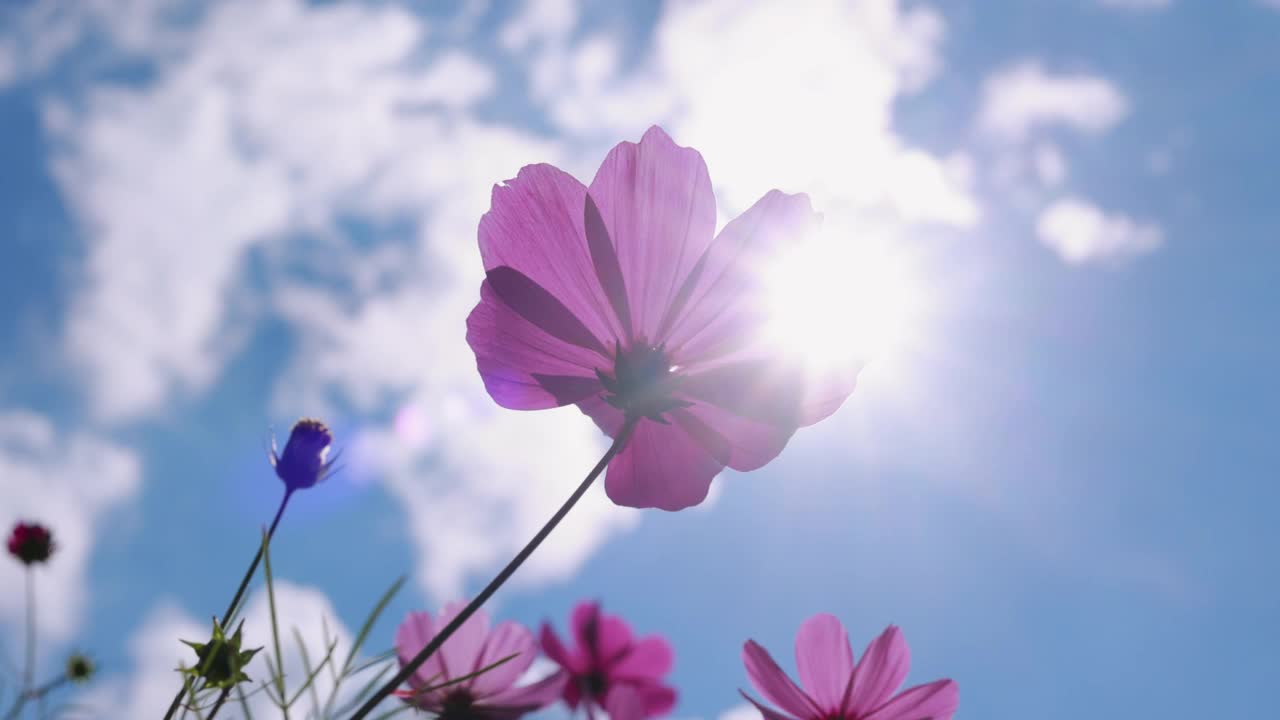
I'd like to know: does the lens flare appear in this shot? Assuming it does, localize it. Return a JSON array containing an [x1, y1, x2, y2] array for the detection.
[[761, 231, 924, 370]]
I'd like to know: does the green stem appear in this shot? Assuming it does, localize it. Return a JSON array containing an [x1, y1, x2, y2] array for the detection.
[[23, 568, 33, 720], [161, 490, 294, 720], [346, 419, 637, 719], [204, 688, 231, 720]]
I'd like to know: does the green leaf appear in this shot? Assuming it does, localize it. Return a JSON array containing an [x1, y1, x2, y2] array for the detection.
[[343, 576, 406, 675], [261, 529, 290, 720], [286, 628, 338, 710]]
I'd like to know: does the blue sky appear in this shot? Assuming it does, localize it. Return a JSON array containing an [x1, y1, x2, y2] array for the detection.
[[1, 0, 1277, 718]]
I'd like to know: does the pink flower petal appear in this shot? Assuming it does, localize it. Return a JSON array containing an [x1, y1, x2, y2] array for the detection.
[[483, 668, 569, 714], [846, 626, 911, 717], [434, 602, 491, 689], [467, 277, 607, 410], [661, 190, 819, 362], [610, 680, 677, 718], [863, 679, 958, 720], [394, 611, 446, 703], [479, 163, 629, 344], [585, 192, 635, 340], [485, 266, 609, 357], [604, 683, 645, 720], [570, 602, 636, 666], [679, 359, 826, 428], [604, 418, 723, 510], [794, 614, 853, 714], [569, 602, 603, 650], [588, 126, 717, 339], [577, 392, 628, 438], [540, 622, 581, 673], [470, 620, 537, 698], [674, 403, 793, 472], [596, 614, 637, 667], [612, 635, 675, 682], [742, 640, 821, 720], [636, 681, 678, 718], [739, 690, 803, 720]]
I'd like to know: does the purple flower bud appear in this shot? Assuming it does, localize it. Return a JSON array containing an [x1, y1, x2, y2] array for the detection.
[[270, 419, 337, 492], [7, 522, 55, 565]]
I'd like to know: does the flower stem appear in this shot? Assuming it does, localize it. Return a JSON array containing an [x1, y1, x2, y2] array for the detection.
[[204, 688, 231, 720], [346, 419, 638, 719], [24, 568, 33, 718], [160, 490, 295, 720], [0, 570, 38, 720]]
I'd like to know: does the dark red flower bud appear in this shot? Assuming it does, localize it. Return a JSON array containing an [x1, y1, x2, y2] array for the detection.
[[7, 522, 55, 565]]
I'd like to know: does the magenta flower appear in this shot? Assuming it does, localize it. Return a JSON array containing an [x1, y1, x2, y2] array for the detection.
[[605, 684, 647, 720], [465, 126, 859, 510], [394, 603, 565, 720], [540, 601, 676, 719], [7, 521, 55, 565], [742, 615, 958, 720]]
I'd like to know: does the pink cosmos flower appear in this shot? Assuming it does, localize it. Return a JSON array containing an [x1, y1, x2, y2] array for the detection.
[[540, 601, 676, 719], [394, 603, 565, 720], [742, 615, 958, 720], [465, 126, 859, 510], [605, 684, 647, 720]]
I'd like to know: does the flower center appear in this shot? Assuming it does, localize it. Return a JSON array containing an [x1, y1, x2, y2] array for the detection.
[[596, 341, 690, 422], [583, 671, 608, 698], [438, 689, 481, 720]]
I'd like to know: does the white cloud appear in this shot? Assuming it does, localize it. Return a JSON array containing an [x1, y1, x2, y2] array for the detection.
[[719, 703, 760, 720], [411, 51, 498, 109], [79, 602, 204, 719], [0, 411, 141, 642], [500, 0, 578, 53], [978, 61, 1129, 141], [517, 0, 978, 227], [1098, 0, 1172, 10], [84, 582, 395, 719], [1036, 197, 1163, 264], [1033, 143, 1068, 187], [45, 0, 472, 421], [45, 0, 641, 601]]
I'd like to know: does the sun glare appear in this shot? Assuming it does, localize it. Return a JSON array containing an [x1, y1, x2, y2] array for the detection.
[[761, 231, 925, 370]]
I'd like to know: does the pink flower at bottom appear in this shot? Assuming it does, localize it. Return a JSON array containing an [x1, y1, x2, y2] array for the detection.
[[541, 601, 676, 719], [742, 615, 958, 720], [394, 603, 565, 720], [465, 126, 860, 511]]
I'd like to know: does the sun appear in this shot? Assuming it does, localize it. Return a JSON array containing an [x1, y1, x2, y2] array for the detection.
[[760, 230, 925, 371]]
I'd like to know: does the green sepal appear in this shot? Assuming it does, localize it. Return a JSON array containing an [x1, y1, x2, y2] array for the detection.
[[178, 617, 264, 690]]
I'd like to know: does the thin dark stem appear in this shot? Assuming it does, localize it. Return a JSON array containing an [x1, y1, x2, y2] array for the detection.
[[23, 569, 33, 720], [2, 581, 61, 720], [28, 675, 69, 700], [346, 419, 638, 719], [222, 490, 294, 625], [161, 490, 294, 720], [205, 688, 231, 720], [11, 674, 71, 720]]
